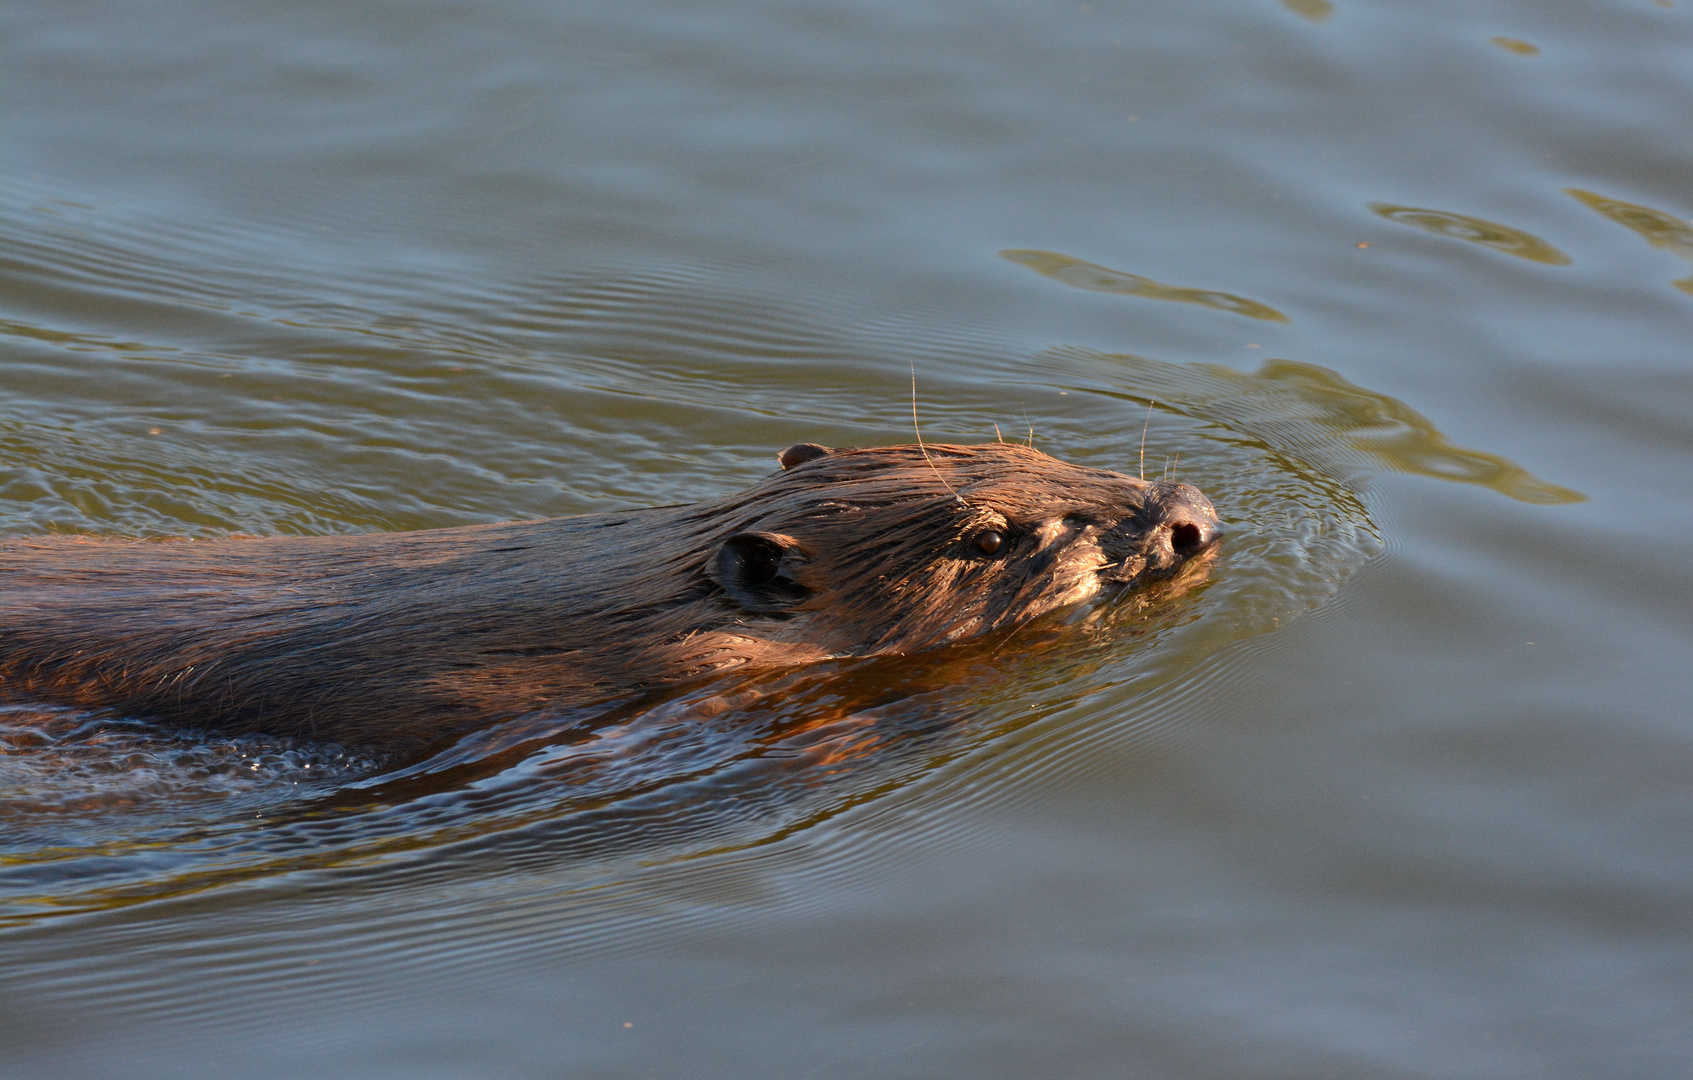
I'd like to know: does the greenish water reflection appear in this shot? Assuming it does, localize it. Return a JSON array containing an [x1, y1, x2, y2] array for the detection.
[[1370, 204, 1571, 265], [1490, 37, 1541, 57], [1041, 348, 1586, 506], [1281, 0, 1334, 24], [1568, 188, 1693, 295], [1001, 250, 1289, 323]]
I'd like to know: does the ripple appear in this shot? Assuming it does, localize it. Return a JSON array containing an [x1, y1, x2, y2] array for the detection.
[[1566, 187, 1693, 295], [1039, 347, 1584, 506], [1000, 249, 1289, 322], [0, 181, 1549, 930], [1490, 37, 1541, 56], [0, 197, 1588, 937], [0, 349, 1401, 927], [1281, 0, 1335, 24], [1370, 204, 1572, 264], [0, 183, 888, 536]]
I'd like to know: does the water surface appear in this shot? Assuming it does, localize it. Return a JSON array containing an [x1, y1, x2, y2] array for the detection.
[[3, 0, 1691, 1076]]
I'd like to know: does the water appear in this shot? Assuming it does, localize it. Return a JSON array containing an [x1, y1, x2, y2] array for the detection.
[[3, 0, 1691, 1076]]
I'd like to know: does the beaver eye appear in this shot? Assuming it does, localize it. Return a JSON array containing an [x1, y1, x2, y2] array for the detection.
[[973, 530, 1004, 556]]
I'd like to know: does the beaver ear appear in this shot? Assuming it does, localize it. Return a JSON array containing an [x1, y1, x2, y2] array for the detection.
[[777, 443, 833, 470], [713, 532, 813, 613]]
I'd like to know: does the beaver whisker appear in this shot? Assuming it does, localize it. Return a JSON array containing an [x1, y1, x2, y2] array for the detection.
[[990, 606, 1047, 658], [910, 366, 968, 508], [1139, 398, 1155, 480]]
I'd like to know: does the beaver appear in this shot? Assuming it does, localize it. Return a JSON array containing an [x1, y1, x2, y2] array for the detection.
[[0, 441, 1220, 750]]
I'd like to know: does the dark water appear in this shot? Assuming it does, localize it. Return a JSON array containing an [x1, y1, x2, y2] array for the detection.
[[2, 0, 1690, 1076]]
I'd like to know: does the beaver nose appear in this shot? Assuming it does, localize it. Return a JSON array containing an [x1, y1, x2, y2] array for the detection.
[[1153, 482, 1223, 558]]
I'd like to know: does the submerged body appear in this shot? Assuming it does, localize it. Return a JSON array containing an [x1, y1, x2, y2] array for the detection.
[[0, 442, 1220, 749]]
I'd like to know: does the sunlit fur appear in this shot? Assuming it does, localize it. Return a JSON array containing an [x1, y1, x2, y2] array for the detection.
[[0, 443, 1218, 749]]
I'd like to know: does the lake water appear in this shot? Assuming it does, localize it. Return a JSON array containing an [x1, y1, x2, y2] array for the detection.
[[3, 0, 1691, 1076]]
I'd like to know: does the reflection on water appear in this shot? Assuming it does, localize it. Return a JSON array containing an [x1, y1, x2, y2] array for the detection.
[[1371, 205, 1571, 264], [0, 708, 376, 823], [0, 562, 1221, 925], [1281, 0, 1334, 24], [1038, 347, 1585, 506], [1567, 188, 1693, 295], [1490, 37, 1541, 56], [0, 214, 1580, 926], [1001, 250, 1289, 323], [0, 324, 1414, 923], [2, 0, 1686, 1068], [8, 309, 1533, 925]]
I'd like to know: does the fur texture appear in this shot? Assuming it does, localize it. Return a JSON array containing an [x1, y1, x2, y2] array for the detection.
[[0, 442, 1220, 748]]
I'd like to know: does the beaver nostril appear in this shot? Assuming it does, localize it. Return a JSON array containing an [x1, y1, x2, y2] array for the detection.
[[1170, 522, 1203, 556]]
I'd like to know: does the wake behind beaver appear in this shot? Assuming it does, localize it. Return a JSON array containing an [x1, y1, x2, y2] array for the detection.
[[0, 442, 1221, 750]]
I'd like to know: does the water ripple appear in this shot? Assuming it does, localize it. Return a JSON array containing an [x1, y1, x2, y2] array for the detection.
[[1370, 204, 1572, 265], [1001, 249, 1289, 322], [0, 343, 1401, 929], [1567, 187, 1693, 295]]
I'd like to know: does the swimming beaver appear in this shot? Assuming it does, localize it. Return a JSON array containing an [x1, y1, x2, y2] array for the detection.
[[0, 442, 1220, 749]]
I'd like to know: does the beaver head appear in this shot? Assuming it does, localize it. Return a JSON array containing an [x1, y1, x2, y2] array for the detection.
[[693, 441, 1221, 658]]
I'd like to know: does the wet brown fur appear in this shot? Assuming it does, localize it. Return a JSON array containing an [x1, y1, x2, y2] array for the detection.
[[0, 443, 1220, 749]]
